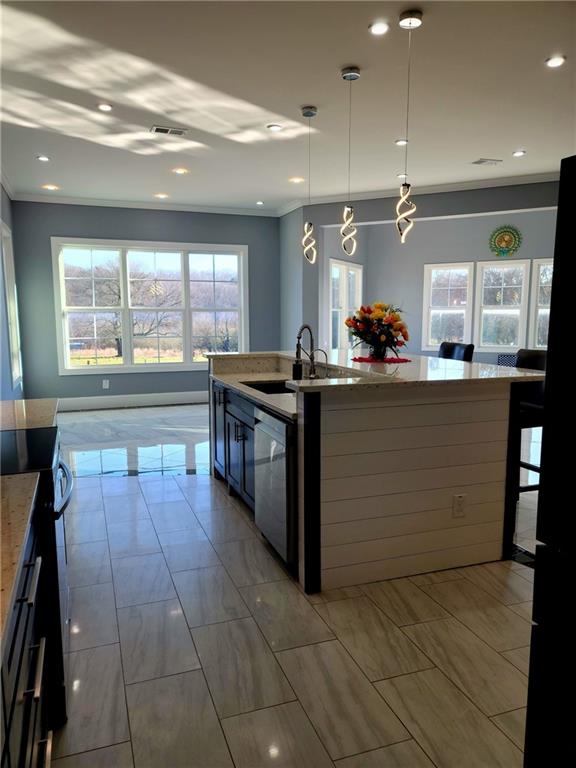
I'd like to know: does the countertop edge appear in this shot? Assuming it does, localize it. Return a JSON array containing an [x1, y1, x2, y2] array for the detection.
[[1, 473, 40, 639], [210, 374, 297, 420]]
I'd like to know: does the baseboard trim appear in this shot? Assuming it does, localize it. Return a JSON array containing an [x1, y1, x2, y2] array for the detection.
[[58, 390, 209, 412]]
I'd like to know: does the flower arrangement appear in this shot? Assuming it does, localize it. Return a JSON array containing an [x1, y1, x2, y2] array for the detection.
[[345, 303, 410, 360]]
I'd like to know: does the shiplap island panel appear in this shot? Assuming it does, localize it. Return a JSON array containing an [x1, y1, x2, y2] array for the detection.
[[208, 351, 544, 593]]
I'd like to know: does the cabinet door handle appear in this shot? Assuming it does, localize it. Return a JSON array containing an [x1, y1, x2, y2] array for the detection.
[[20, 556, 42, 607], [234, 421, 240, 442], [38, 730, 53, 768], [25, 636, 46, 701]]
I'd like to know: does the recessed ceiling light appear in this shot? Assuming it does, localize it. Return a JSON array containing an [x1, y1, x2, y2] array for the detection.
[[289, 176, 305, 184], [369, 20, 389, 36], [545, 55, 566, 69], [97, 103, 113, 112], [397, 173, 408, 179], [266, 124, 283, 132], [172, 167, 189, 175], [154, 193, 169, 199], [395, 139, 408, 147], [513, 149, 527, 158], [399, 9, 423, 29], [42, 184, 59, 191], [37, 154, 50, 162], [256, 201, 264, 206]]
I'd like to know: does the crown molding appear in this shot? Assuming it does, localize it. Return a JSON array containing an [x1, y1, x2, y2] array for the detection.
[[10, 193, 276, 218], [296, 172, 560, 213], [10, 171, 559, 219], [0, 172, 15, 200]]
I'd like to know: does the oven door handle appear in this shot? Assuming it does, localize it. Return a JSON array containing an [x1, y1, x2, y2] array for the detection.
[[54, 460, 74, 519]]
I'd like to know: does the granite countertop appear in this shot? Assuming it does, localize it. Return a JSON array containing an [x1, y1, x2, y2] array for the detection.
[[0, 398, 59, 431], [210, 372, 297, 419], [1, 473, 39, 637], [209, 351, 544, 393]]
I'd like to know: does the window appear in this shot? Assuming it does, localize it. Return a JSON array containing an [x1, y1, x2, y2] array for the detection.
[[1, 223, 23, 387], [474, 260, 530, 352], [329, 259, 363, 350], [52, 239, 248, 373], [422, 263, 473, 350], [529, 259, 553, 349]]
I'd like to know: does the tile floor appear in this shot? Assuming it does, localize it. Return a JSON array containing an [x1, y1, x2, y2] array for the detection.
[[54, 406, 535, 767], [57, 405, 211, 477]]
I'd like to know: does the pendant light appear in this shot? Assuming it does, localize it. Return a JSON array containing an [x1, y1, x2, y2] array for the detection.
[[395, 10, 423, 244], [301, 105, 318, 264], [340, 66, 360, 257]]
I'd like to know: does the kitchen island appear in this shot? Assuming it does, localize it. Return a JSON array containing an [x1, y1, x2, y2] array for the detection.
[[209, 351, 544, 592]]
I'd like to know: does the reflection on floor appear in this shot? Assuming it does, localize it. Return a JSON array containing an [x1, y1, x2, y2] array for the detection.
[[516, 427, 542, 555], [54, 406, 532, 767], [57, 404, 210, 477]]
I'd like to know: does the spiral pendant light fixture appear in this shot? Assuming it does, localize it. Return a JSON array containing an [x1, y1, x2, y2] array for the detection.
[[301, 105, 318, 264], [395, 10, 422, 244], [340, 66, 360, 257]]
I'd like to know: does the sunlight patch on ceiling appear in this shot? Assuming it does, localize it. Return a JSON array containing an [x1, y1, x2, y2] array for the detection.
[[2, 85, 205, 155], [1, 5, 307, 147]]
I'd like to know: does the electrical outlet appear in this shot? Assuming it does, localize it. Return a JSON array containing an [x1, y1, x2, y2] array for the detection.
[[102, 379, 110, 390], [452, 493, 467, 518]]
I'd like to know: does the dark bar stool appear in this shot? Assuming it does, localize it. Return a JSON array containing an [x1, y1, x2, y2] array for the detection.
[[438, 341, 475, 362], [516, 349, 546, 493]]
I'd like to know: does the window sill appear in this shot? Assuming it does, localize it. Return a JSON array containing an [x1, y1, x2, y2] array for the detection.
[[58, 363, 209, 376], [476, 346, 522, 355]]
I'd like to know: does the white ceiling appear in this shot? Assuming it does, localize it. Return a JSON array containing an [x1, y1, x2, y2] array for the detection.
[[1, 1, 574, 215]]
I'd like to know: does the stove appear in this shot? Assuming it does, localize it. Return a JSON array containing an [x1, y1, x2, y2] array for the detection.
[[1, 426, 59, 477]]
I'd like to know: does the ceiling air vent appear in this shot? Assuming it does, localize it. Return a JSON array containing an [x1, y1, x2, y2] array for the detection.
[[150, 125, 188, 136], [471, 158, 503, 166]]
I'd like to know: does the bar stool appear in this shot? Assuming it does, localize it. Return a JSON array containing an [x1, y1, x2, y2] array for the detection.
[[516, 349, 546, 493], [438, 341, 475, 362]]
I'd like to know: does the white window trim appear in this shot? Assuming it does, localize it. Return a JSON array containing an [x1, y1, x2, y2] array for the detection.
[[1, 222, 23, 388], [51, 237, 249, 375], [529, 258, 553, 349], [328, 258, 363, 351], [421, 262, 474, 352], [473, 259, 530, 354]]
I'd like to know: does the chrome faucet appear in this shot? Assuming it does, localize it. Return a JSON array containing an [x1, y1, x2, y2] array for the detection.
[[296, 324, 317, 379]]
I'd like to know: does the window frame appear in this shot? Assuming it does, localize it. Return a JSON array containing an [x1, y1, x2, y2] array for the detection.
[[529, 258, 553, 349], [51, 237, 249, 375], [421, 262, 474, 352], [473, 259, 530, 353], [1, 222, 23, 388], [328, 257, 363, 351]]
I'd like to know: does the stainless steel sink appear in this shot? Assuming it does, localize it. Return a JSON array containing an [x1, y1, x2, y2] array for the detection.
[[240, 380, 293, 395]]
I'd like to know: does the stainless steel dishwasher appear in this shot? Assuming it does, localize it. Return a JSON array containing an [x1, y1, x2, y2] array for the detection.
[[254, 408, 297, 570]]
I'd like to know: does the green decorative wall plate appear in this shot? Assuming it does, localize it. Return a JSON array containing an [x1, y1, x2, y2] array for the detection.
[[489, 225, 523, 257]]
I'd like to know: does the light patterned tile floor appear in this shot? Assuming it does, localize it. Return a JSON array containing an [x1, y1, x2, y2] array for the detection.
[[54, 406, 532, 767]]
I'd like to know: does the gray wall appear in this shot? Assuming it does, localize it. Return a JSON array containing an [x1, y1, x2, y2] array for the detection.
[[279, 207, 303, 350], [1, 185, 23, 400], [364, 209, 557, 363], [11, 201, 279, 399], [304, 181, 558, 363]]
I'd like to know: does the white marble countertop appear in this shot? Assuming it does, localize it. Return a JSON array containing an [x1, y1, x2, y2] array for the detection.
[[208, 351, 544, 393], [1, 473, 39, 638], [0, 398, 59, 431]]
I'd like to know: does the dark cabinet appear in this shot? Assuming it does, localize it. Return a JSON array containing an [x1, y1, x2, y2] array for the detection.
[[2, 493, 64, 768], [241, 424, 255, 507], [212, 384, 226, 478], [225, 412, 255, 511], [225, 413, 243, 493]]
